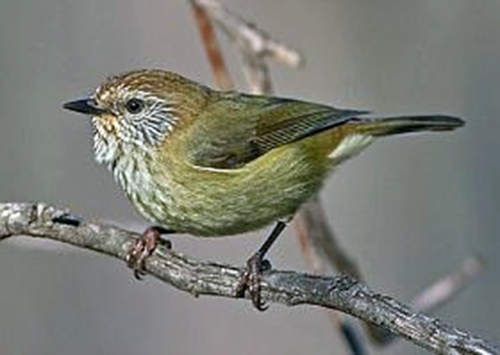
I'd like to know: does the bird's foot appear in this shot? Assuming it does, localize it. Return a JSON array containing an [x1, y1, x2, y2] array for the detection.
[[237, 252, 272, 311], [125, 226, 173, 280]]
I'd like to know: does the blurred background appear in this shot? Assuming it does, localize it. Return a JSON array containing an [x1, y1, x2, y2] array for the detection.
[[0, 1, 499, 354]]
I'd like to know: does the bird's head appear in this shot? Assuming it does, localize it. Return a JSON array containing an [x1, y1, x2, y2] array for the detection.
[[63, 69, 211, 167]]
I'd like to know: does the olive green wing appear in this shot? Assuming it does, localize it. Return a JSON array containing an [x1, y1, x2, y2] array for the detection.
[[183, 92, 367, 169]]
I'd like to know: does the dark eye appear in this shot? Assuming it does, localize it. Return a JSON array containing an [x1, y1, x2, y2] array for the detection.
[[125, 98, 144, 114]]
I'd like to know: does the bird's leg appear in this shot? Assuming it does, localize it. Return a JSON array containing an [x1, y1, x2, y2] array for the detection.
[[237, 221, 287, 311], [125, 226, 175, 280]]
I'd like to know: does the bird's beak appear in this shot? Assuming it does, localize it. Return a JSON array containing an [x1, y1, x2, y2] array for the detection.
[[63, 98, 107, 115]]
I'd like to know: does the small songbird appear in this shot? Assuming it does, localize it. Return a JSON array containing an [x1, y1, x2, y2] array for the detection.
[[63, 69, 464, 309]]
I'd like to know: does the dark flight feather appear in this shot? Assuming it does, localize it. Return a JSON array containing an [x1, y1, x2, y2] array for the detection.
[[184, 93, 366, 169]]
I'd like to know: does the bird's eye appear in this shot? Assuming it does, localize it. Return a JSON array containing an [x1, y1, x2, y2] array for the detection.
[[125, 98, 144, 114]]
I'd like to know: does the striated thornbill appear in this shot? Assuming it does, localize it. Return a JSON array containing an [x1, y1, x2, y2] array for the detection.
[[63, 69, 464, 309]]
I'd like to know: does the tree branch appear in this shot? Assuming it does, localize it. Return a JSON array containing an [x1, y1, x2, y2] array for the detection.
[[190, 0, 233, 90], [0, 202, 498, 355], [296, 197, 362, 279], [192, 0, 302, 94], [411, 256, 484, 313], [192, 0, 302, 69]]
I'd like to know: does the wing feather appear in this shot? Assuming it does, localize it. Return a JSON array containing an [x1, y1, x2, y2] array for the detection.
[[183, 92, 367, 169]]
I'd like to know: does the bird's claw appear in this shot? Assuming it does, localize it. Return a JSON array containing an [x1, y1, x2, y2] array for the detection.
[[125, 226, 171, 279], [237, 253, 272, 311]]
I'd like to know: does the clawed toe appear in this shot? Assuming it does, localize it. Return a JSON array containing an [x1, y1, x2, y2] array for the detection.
[[125, 226, 173, 279], [237, 253, 272, 311], [236, 221, 287, 311]]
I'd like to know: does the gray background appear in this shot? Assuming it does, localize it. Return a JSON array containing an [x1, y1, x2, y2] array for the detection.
[[0, 1, 499, 354]]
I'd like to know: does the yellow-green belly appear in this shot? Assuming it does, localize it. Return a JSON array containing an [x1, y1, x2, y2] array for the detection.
[[118, 138, 334, 237]]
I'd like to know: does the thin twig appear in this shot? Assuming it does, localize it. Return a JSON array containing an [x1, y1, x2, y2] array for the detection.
[[0, 202, 498, 355], [190, 0, 233, 90], [296, 197, 362, 279], [192, 0, 302, 94], [193, 0, 303, 69], [295, 205, 366, 355], [412, 256, 484, 313], [363, 256, 486, 345]]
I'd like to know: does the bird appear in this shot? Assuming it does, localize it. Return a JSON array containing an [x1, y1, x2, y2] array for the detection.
[[63, 69, 464, 310]]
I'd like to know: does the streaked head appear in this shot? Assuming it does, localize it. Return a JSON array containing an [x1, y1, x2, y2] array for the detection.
[[63, 69, 210, 167]]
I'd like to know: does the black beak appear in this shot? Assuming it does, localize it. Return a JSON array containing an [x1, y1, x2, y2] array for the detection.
[[63, 98, 107, 115]]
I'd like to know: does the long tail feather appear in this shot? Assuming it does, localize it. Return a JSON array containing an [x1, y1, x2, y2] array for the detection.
[[355, 115, 464, 137]]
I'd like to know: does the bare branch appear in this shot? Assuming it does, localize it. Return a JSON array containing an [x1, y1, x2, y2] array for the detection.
[[296, 197, 362, 279], [190, 0, 233, 90], [411, 256, 484, 313], [193, 0, 303, 69], [364, 256, 486, 345], [192, 0, 302, 94], [295, 207, 368, 355], [0, 202, 498, 355]]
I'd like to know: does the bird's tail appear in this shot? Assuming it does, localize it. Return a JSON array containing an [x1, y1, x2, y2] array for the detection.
[[327, 115, 464, 165], [353, 115, 465, 137]]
